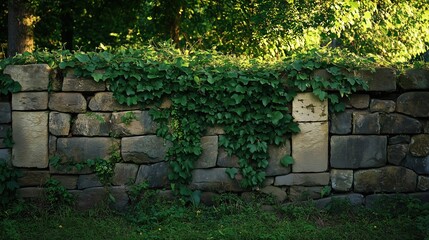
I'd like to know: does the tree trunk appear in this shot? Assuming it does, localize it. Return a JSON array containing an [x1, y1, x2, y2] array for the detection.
[[7, 0, 35, 57], [169, 0, 183, 45], [60, 0, 73, 50]]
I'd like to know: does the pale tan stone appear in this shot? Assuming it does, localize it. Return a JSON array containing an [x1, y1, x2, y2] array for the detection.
[[330, 169, 353, 191], [12, 92, 48, 110], [4, 64, 50, 91], [292, 92, 328, 122]]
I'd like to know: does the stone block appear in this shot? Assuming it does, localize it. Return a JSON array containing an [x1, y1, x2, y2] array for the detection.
[[292, 93, 328, 122], [369, 99, 395, 113], [110, 111, 157, 136], [49, 112, 71, 136], [135, 162, 170, 188], [364, 193, 406, 208], [49, 135, 57, 156], [397, 92, 429, 118], [266, 140, 291, 176], [4, 64, 50, 91], [389, 135, 411, 144], [195, 136, 218, 168], [353, 112, 380, 134], [387, 144, 408, 165], [0, 102, 11, 123], [75, 186, 129, 211], [330, 169, 353, 192], [190, 168, 242, 192], [380, 113, 422, 134], [314, 193, 364, 209], [289, 186, 324, 201], [113, 163, 139, 185], [330, 135, 387, 169], [18, 170, 50, 187], [358, 68, 396, 92], [12, 112, 48, 168], [89, 92, 139, 111], [49, 93, 87, 113], [260, 186, 287, 203], [78, 174, 102, 189], [0, 149, 10, 160], [16, 187, 45, 198], [50, 69, 62, 91], [217, 148, 239, 167], [62, 70, 106, 91], [292, 122, 328, 172], [51, 175, 78, 189], [0, 124, 11, 138], [12, 92, 48, 110], [72, 113, 111, 136], [402, 154, 429, 174], [274, 173, 329, 186], [349, 94, 370, 109], [418, 176, 429, 191], [398, 69, 429, 90], [206, 126, 225, 135], [122, 136, 171, 164], [330, 110, 352, 134], [354, 166, 417, 193], [409, 134, 429, 157]]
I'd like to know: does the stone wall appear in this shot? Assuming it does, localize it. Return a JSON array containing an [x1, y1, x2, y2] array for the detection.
[[1, 64, 428, 209]]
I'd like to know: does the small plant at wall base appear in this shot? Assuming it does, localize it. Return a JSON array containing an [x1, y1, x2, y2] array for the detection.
[[44, 178, 75, 208], [0, 160, 22, 208]]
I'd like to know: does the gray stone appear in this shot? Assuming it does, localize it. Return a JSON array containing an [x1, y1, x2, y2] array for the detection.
[[0, 125, 11, 138], [89, 92, 139, 111], [330, 110, 352, 134], [292, 122, 328, 172], [190, 168, 242, 192], [358, 68, 396, 92], [409, 134, 429, 157], [110, 111, 157, 136], [380, 113, 421, 134], [12, 92, 48, 110], [12, 112, 49, 168], [195, 136, 218, 168], [408, 192, 429, 203], [113, 163, 139, 185], [266, 140, 291, 176], [354, 166, 417, 193], [418, 176, 429, 191], [206, 126, 225, 135], [402, 154, 429, 174], [330, 169, 353, 192], [260, 186, 287, 203], [398, 69, 429, 90], [49, 135, 57, 156], [16, 187, 45, 198], [365, 193, 406, 208], [217, 148, 239, 167], [314, 193, 364, 209], [121, 136, 171, 164], [51, 175, 78, 189], [50, 69, 62, 91], [0, 149, 10, 160], [330, 135, 387, 169], [387, 144, 408, 165], [78, 174, 102, 189], [353, 112, 380, 134], [49, 112, 71, 136], [0, 139, 6, 149], [75, 186, 129, 211], [396, 92, 429, 118], [135, 162, 170, 188], [263, 177, 274, 186], [369, 99, 395, 113], [0, 102, 11, 123], [274, 173, 329, 186], [292, 92, 328, 122], [49, 93, 87, 113], [18, 170, 50, 187], [389, 135, 411, 144], [4, 64, 50, 91], [349, 94, 370, 109], [425, 121, 429, 134], [72, 113, 111, 136], [62, 70, 106, 91], [289, 186, 324, 201]]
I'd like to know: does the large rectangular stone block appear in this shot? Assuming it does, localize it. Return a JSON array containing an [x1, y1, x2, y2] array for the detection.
[[4, 64, 50, 91], [49, 93, 87, 113], [190, 168, 242, 192], [292, 93, 328, 122], [0, 102, 11, 123], [195, 136, 218, 169], [274, 173, 329, 186], [62, 70, 106, 92], [56, 137, 119, 162], [72, 113, 111, 136], [12, 112, 49, 168], [292, 122, 328, 172], [12, 92, 48, 110], [122, 136, 171, 163]]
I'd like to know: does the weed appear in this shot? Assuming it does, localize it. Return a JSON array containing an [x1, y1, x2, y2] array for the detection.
[[0, 160, 22, 208], [44, 178, 75, 208]]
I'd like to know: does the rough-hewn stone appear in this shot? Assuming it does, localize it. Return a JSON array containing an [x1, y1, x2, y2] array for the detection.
[[12, 112, 48, 168], [358, 68, 396, 92], [49, 93, 87, 113], [380, 113, 421, 134], [0, 125, 10, 138], [49, 135, 57, 156], [0, 102, 11, 123], [330, 110, 352, 134], [51, 175, 78, 189], [402, 154, 429, 174], [349, 94, 370, 109], [315, 193, 364, 209], [354, 166, 417, 193], [0, 149, 10, 160], [266, 140, 291, 176], [135, 162, 170, 188], [74, 186, 129, 211], [89, 92, 139, 111], [62, 70, 106, 91], [292, 122, 328, 172], [16, 187, 45, 198], [292, 92, 328, 122], [195, 136, 218, 168], [4, 64, 50, 91], [121, 136, 170, 164], [206, 126, 225, 135], [78, 174, 102, 189], [190, 168, 242, 192], [113, 163, 139, 185], [353, 112, 380, 134], [12, 92, 48, 110], [260, 186, 287, 203], [275, 173, 329, 186], [369, 99, 395, 113], [49, 112, 71, 136], [387, 144, 408, 165], [72, 113, 111, 136], [330, 135, 387, 169], [289, 186, 324, 201], [110, 111, 157, 136], [409, 134, 429, 157], [330, 169, 353, 192], [418, 176, 429, 191], [389, 135, 411, 144], [396, 92, 429, 118], [398, 69, 429, 90], [217, 148, 239, 167], [18, 170, 50, 187]]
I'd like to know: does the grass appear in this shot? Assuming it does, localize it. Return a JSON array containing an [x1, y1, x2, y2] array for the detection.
[[1, 192, 428, 240]]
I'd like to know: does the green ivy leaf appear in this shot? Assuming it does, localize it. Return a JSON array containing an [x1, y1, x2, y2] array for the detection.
[[225, 168, 238, 179], [91, 72, 104, 82], [269, 111, 283, 125], [280, 155, 294, 167]]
